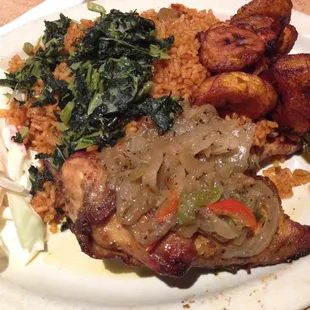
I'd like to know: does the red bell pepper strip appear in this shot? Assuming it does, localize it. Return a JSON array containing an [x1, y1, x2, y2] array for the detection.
[[157, 185, 179, 223], [207, 198, 258, 231]]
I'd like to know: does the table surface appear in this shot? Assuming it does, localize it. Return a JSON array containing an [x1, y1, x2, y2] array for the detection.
[[0, 0, 310, 26]]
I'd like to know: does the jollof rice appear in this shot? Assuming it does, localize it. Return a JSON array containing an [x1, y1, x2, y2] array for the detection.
[[142, 4, 218, 100]]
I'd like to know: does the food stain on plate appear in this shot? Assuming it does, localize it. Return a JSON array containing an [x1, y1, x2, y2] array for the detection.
[[260, 273, 277, 283], [282, 184, 310, 225], [43, 231, 153, 279]]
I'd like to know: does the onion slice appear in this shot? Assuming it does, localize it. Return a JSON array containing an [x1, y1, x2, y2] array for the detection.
[[222, 179, 280, 258], [0, 173, 26, 193], [199, 208, 241, 240]]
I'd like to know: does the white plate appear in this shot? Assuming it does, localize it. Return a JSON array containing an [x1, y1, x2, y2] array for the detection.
[[1, 1, 310, 309]]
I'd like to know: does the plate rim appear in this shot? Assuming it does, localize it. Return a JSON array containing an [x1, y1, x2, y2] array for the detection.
[[1, 1, 310, 310]]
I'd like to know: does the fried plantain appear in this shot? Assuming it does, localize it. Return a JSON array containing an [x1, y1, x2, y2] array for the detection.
[[273, 95, 310, 134], [252, 57, 270, 75], [199, 24, 265, 73], [276, 24, 298, 54], [191, 72, 278, 119], [273, 53, 310, 86], [231, 14, 282, 53], [271, 54, 310, 134], [233, 0, 293, 29]]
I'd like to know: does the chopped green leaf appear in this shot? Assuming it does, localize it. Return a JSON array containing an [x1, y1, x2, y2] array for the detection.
[[75, 132, 101, 150], [87, 93, 102, 115], [149, 44, 170, 60], [42, 13, 71, 46], [60, 221, 69, 232], [58, 122, 70, 132], [130, 95, 182, 133], [87, 2, 106, 15], [23, 42, 35, 56], [12, 126, 29, 143], [35, 153, 50, 160], [28, 165, 54, 195], [60, 101, 74, 124], [52, 145, 68, 169]]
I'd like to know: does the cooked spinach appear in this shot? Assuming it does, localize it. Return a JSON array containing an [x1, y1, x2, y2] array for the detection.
[[51, 145, 68, 169], [0, 4, 182, 171], [130, 95, 182, 133], [28, 165, 54, 195], [59, 8, 180, 154], [31, 74, 72, 108], [42, 13, 71, 46]]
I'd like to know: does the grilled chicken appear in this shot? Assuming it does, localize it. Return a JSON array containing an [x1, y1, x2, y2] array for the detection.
[[194, 211, 310, 270], [56, 153, 310, 277], [254, 136, 301, 162]]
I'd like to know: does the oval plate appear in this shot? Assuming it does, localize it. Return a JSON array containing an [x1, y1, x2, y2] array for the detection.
[[1, 1, 310, 309]]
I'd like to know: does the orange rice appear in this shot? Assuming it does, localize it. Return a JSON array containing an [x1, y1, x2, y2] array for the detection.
[[31, 180, 58, 225], [263, 166, 310, 199], [3, 79, 61, 155], [7, 55, 25, 73], [64, 19, 94, 53], [53, 62, 72, 83], [141, 4, 218, 100]]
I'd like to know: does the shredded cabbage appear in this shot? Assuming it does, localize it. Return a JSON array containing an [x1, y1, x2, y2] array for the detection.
[[0, 173, 26, 193], [7, 193, 45, 252], [0, 81, 45, 262]]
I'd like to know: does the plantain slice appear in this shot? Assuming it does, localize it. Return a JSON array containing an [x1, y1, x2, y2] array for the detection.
[[276, 24, 298, 54], [231, 14, 282, 54], [199, 24, 265, 73], [271, 54, 310, 134], [232, 0, 293, 29], [191, 72, 278, 119], [273, 53, 310, 88]]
